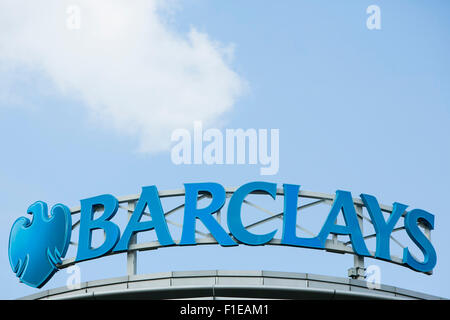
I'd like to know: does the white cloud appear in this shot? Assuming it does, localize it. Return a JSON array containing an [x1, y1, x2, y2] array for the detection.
[[0, 0, 246, 152]]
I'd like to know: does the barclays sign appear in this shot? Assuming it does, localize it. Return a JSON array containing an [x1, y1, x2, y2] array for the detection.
[[9, 182, 437, 288]]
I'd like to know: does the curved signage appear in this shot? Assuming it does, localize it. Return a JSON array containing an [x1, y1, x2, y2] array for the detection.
[[8, 182, 437, 288]]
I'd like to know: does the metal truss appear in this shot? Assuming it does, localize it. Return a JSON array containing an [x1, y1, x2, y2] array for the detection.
[[59, 188, 433, 280]]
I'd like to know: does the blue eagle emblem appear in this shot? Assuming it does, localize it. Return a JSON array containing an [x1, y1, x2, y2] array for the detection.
[[8, 201, 72, 288]]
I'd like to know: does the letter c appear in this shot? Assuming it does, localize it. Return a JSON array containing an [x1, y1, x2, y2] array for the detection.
[[227, 182, 277, 245]]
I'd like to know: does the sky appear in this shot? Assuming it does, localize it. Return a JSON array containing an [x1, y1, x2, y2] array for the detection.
[[1, 0, 449, 299]]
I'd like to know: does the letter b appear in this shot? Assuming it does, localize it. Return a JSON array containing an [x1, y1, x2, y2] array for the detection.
[[76, 194, 120, 262]]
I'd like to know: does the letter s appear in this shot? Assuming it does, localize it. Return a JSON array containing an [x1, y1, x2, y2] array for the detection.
[[403, 209, 437, 273]]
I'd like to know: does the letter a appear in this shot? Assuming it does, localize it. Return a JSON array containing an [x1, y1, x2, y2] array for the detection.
[[366, 5, 381, 30]]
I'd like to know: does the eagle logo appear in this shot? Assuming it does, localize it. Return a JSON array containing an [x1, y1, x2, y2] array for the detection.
[[8, 201, 72, 288]]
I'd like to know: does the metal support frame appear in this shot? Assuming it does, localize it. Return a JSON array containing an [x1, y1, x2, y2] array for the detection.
[[127, 201, 137, 276], [348, 205, 366, 280], [61, 187, 433, 279]]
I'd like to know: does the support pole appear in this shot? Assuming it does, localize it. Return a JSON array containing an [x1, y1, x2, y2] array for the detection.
[[127, 201, 137, 276], [348, 204, 366, 280]]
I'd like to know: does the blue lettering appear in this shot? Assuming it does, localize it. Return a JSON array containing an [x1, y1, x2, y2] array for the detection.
[[403, 209, 437, 272], [114, 186, 174, 252], [180, 182, 236, 246], [227, 181, 277, 245], [76, 194, 120, 262], [281, 184, 322, 248], [361, 193, 407, 261], [318, 190, 370, 256]]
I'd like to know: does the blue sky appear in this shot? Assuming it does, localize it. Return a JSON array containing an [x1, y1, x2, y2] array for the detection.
[[1, 0, 449, 299]]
